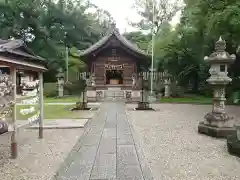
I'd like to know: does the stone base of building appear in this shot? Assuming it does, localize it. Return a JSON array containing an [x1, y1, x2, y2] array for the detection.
[[227, 132, 240, 157], [198, 122, 235, 138], [86, 89, 141, 102]]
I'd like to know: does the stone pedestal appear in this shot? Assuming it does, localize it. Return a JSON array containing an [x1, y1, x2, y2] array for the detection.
[[131, 90, 141, 102], [198, 122, 235, 138], [87, 90, 96, 102], [163, 72, 171, 98], [58, 84, 64, 97], [136, 101, 154, 111], [198, 37, 236, 138], [164, 81, 171, 98], [96, 91, 104, 101], [227, 126, 240, 157], [56, 68, 64, 97]]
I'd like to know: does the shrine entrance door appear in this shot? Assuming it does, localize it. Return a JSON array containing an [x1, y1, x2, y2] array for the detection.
[[105, 70, 123, 85]]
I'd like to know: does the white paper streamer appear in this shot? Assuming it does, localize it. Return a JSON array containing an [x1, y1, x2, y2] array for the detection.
[[21, 96, 39, 105], [20, 80, 40, 124], [20, 106, 35, 115], [28, 111, 40, 123], [22, 88, 38, 97]]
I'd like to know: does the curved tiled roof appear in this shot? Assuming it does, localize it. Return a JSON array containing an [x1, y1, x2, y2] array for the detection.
[[78, 26, 150, 57], [0, 39, 45, 61]]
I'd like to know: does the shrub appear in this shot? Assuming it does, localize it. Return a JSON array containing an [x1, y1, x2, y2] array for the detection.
[[64, 80, 85, 95], [44, 82, 57, 97]]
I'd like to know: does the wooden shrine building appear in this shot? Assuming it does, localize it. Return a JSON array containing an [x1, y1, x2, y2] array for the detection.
[[78, 24, 150, 101]]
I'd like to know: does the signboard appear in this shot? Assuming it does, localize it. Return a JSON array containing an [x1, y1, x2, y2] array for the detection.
[[105, 64, 124, 70], [20, 80, 40, 124]]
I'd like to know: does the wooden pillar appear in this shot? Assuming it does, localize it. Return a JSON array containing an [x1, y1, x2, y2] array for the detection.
[[11, 67, 17, 159], [38, 72, 44, 139]]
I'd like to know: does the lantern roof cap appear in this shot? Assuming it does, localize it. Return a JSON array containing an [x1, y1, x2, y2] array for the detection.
[[204, 36, 236, 63]]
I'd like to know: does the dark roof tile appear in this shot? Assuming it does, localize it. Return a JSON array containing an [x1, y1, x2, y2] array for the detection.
[[78, 26, 150, 57]]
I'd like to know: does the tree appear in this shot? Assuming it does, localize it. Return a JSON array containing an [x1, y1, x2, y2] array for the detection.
[[123, 31, 151, 51], [130, 0, 183, 34], [0, 0, 114, 82], [152, 0, 240, 95]]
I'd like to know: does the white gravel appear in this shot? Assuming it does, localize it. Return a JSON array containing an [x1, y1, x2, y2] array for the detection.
[[126, 103, 240, 180], [0, 128, 83, 180]]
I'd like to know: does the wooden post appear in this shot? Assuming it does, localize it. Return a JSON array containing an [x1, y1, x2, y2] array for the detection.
[[11, 67, 17, 159], [38, 72, 44, 139]]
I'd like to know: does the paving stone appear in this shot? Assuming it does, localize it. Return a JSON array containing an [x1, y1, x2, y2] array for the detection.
[[117, 134, 134, 145], [90, 153, 116, 180], [117, 127, 131, 135], [61, 162, 93, 180], [82, 134, 101, 146], [102, 128, 116, 138], [105, 121, 117, 128], [117, 145, 139, 166], [58, 145, 98, 179], [117, 165, 144, 180], [98, 137, 116, 154], [88, 126, 104, 135]]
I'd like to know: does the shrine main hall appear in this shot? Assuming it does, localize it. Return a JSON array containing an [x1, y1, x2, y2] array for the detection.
[[78, 24, 150, 101]]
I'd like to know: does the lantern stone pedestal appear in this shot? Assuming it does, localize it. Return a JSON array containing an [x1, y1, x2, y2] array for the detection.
[[198, 37, 236, 138], [56, 68, 64, 97], [227, 125, 240, 157], [163, 71, 171, 97], [135, 73, 154, 111]]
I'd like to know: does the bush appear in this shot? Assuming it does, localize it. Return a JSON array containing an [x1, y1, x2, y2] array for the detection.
[[170, 83, 184, 97], [44, 82, 57, 97], [44, 90, 57, 97], [64, 80, 85, 95]]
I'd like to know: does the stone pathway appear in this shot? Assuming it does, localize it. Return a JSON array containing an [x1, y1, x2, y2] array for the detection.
[[54, 102, 153, 180]]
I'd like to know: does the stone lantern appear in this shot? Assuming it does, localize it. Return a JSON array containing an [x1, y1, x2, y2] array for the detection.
[[56, 68, 65, 97], [198, 37, 236, 138]]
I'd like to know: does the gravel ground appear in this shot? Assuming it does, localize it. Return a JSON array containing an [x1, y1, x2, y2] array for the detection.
[[0, 128, 84, 180], [126, 103, 240, 180]]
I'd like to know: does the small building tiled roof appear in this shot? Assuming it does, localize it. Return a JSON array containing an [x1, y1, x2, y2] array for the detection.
[[0, 39, 45, 61], [0, 39, 47, 71], [78, 24, 150, 58]]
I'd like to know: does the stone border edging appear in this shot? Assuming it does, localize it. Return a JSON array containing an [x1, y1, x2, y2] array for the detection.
[[125, 109, 155, 180]]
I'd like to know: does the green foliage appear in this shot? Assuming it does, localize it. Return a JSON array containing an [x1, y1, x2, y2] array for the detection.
[[123, 31, 151, 51], [132, 0, 240, 96], [130, 0, 183, 34], [43, 82, 57, 97], [63, 80, 85, 95], [0, 0, 113, 82]]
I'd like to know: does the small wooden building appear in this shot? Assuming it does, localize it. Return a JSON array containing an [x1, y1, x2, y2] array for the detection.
[[0, 39, 45, 94], [0, 39, 47, 158], [78, 24, 150, 101]]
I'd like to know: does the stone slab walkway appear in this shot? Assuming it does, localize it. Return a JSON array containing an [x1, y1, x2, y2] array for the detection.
[[54, 102, 153, 180]]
